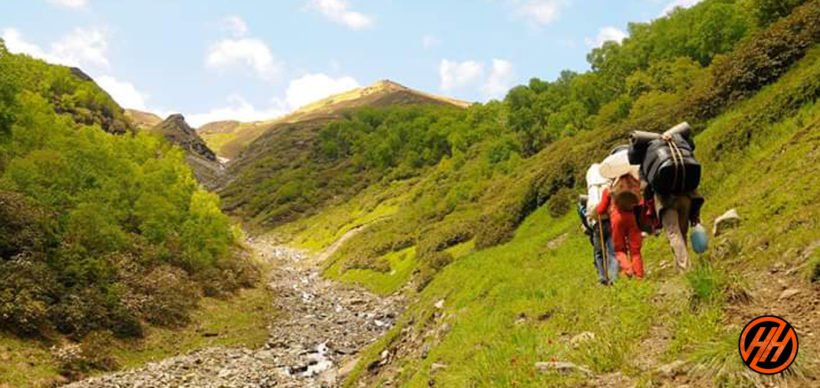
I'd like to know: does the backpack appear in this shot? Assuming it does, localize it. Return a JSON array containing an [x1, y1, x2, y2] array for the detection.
[[611, 174, 641, 211], [630, 123, 701, 195], [642, 134, 701, 194]]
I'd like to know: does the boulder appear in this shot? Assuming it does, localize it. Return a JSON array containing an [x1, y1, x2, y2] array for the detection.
[[713, 209, 740, 236]]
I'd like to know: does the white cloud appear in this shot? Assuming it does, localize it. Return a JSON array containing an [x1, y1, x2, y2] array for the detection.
[[439, 58, 516, 99], [2, 26, 108, 69], [205, 37, 282, 81], [422, 34, 440, 49], [51, 27, 109, 68], [187, 73, 360, 127], [660, 0, 703, 16], [439, 59, 484, 91], [514, 0, 565, 26], [482, 59, 514, 99], [1, 28, 49, 59], [308, 0, 373, 30], [284, 73, 359, 109], [585, 26, 628, 48], [48, 0, 87, 8], [96, 75, 149, 110], [222, 16, 248, 38]]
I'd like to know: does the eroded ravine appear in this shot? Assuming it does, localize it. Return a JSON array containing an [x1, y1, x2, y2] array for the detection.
[[69, 230, 403, 388]]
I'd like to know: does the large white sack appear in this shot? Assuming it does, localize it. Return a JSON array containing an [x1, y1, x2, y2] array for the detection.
[[599, 150, 639, 180], [585, 163, 609, 217]]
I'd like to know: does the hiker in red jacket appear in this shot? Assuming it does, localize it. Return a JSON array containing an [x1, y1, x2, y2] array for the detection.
[[596, 174, 644, 279]]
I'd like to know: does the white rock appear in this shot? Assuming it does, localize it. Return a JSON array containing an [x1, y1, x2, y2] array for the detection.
[[713, 209, 741, 236]]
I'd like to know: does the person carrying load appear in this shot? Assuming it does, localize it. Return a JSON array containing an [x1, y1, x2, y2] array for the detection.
[[629, 122, 705, 271], [596, 146, 644, 279], [579, 163, 618, 285]]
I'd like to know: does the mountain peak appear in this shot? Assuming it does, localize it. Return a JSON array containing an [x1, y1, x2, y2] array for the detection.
[[152, 114, 216, 162], [369, 79, 409, 91]]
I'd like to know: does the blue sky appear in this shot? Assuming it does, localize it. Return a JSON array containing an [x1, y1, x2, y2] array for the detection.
[[1, 0, 700, 126]]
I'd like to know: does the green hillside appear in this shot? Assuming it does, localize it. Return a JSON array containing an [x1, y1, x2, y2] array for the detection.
[[344, 46, 820, 387], [240, 1, 819, 385], [0, 40, 261, 383], [266, 0, 817, 284], [1, 0, 818, 386]]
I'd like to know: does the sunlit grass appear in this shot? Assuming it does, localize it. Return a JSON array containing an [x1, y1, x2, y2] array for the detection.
[[327, 247, 417, 295]]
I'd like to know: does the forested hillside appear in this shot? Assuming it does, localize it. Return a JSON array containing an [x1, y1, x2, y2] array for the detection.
[[1, 0, 818, 386], [262, 0, 817, 286], [243, 0, 819, 385], [0, 41, 257, 373]]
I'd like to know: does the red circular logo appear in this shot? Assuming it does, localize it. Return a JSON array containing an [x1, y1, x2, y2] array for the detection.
[[738, 315, 798, 375]]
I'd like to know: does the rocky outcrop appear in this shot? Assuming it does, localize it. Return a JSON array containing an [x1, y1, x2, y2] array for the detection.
[[149, 114, 224, 189], [152, 114, 217, 162]]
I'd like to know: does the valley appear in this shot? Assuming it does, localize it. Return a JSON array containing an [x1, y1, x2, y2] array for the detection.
[[70, 231, 403, 388], [1, 1, 819, 387]]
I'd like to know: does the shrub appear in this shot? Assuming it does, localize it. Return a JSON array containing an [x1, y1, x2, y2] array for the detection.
[[0, 190, 55, 259], [49, 287, 132, 339], [131, 265, 200, 327], [546, 187, 574, 218], [53, 330, 119, 381], [195, 251, 261, 297], [416, 220, 473, 259], [0, 257, 57, 336]]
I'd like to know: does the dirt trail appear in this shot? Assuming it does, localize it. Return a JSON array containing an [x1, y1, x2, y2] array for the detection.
[[69, 229, 402, 388]]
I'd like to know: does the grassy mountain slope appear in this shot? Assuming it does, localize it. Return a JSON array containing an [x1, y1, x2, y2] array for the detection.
[[125, 109, 162, 129], [343, 47, 820, 387], [244, 1, 820, 386], [217, 81, 471, 228], [199, 120, 270, 161], [273, 0, 818, 293], [199, 80, 470, 160]]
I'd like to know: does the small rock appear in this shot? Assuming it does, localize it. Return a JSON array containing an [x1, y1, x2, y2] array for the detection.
[[431, 362, 447, 372], [434, 299, 445, 309], [535, 361, 592, 376], [713, 209, 740, 236], [778, 288, 800, 300], [570, 331, 596, 348]]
